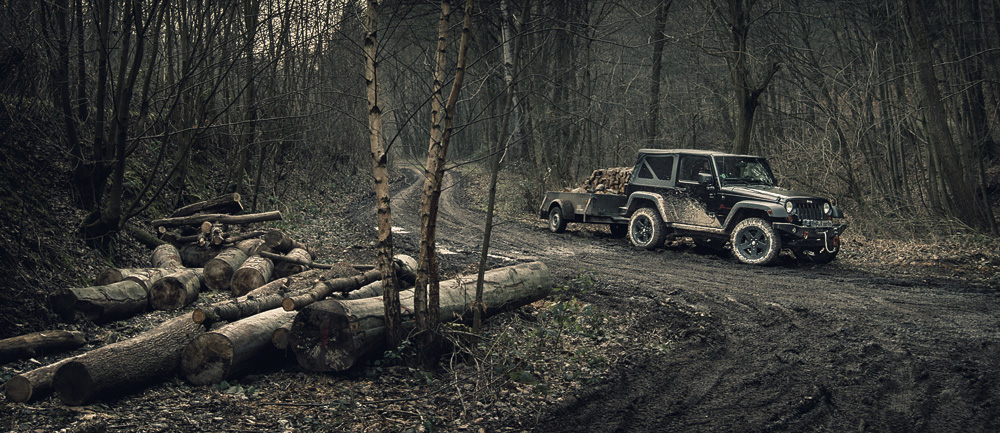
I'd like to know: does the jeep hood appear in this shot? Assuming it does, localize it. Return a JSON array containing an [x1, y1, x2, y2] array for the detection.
[[723, 185, 821, 202]]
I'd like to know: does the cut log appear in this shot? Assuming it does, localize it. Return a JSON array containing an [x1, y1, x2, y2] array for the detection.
[[94, 267, 171, 289], [192, 278, 290, 327], [282, 269, 382, 311], [149, 268, 205, 311], [151, 244, 183, 269], [223, 230, 266, 245], [263, 229, 311, 254], [204, 248, 249, 291], [235, 238, 267, 257], [273, 248, 311, 278], [289, 261, 550, 372], [126, 225, 165, 248], [51, 313, 205, 405], [180, 243, 219, 268], [259, 250, 373, 272], [151, 210, 281, 229], [170, 193, 243, 218], [0, 330, 86, 363], [180, 307, 297, 385], [50, 280, 150, 323], [231, 256, 274, 296], [272, 323, 292, 350], [4, 354, 83, 403]]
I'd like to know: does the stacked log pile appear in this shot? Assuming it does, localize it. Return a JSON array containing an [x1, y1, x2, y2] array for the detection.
[[581, 167, 633, 195]]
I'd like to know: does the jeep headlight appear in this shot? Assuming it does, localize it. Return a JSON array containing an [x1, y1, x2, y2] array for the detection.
[[784, 200, 794, 214], [823, 202, 832, 215]]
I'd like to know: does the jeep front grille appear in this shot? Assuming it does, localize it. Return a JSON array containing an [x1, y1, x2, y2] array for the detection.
[[794, 201, 825, 221]]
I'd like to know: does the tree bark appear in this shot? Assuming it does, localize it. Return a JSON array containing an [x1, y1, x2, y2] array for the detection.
[[0, 330, 86, 363], [52, 313, 206, 405], [50, 280, 151, 323], [263, 229, 310, 254], [180, 243, 219, 268], [170, 193, 243, 218], [235, 238, 268, 256], [151, 243, 183, 269], [281, 269, 382, 311], [149, 268, 205, 311], [289, 261, 550, 372], [150, 210, 281, 229], [204, 248, 249, 291], [94, 267, 171, 289], [231, 255, 274, 296], [192, 277, 291, 327], [181, 307, 296, 385]]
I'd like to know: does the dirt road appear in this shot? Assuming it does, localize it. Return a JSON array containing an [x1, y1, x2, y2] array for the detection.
[[390, 166, 1000, 431]]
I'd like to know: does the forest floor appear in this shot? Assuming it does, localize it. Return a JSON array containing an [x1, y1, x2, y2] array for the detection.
[[3, 157, 1000, 432]]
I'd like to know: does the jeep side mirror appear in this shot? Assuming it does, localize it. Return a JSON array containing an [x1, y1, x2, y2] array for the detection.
[[697, 173, 714, 186]]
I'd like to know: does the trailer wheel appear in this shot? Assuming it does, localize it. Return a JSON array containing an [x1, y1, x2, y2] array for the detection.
[[548, 205, 567, 233], [629, 208, 666, 250]]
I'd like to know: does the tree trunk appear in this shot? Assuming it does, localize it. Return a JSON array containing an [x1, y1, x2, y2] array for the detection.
[[263, 229, 309, 253], [4, 353, 83, 403], [149, 268, 205, 311], [289, 261, 550, 372], [235, 238, 268, 256], [281, 269, 382, 311], [170, 193, 243, 218], [181, 307, 296, 385], [648, 0, 672, 145], [231, 255, 274, 296], [180, 243, 219, 268], [52, 313, 206, 405], [0, 330, 86, 363], [192, 277, 291, 326], [150, 210, 281, 229], [94, 267, 171, 289], [151, 243, 184, 269], [50, 280, 151, 322], [204, 248, 249, 291]]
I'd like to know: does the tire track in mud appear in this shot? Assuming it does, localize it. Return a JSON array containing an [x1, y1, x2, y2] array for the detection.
[[389, 165, 1000, 432]]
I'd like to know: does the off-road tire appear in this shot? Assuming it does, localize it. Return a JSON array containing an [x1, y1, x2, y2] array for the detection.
[[609, 224, 628, 238], [730, 218, 781, 265], [548, 206, 567, 233], [629, 208, 666, 250]]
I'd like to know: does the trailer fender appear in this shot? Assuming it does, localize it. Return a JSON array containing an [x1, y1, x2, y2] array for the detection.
[[543, 199, 576, 222]]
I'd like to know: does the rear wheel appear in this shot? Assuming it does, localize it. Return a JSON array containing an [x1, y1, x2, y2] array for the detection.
[[730, 218, 781, 265], [629, 208, 666, 250], [548, 206, 567, 233]]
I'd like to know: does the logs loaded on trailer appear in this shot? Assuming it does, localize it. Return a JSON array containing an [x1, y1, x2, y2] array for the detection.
[[581, 167, 633, 195], [288, 261, 551, 372]]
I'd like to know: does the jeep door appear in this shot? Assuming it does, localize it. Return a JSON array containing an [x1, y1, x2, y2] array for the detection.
[[675, 155, 722, 228]]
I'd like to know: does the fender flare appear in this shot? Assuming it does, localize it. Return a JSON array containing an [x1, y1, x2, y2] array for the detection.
[[544, 199, 576, 222], [623, 192, 668, 222], [723, 201, 789, 230]]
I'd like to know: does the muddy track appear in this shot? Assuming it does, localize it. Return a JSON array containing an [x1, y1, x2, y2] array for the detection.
[[390, 166, 1000, 432]]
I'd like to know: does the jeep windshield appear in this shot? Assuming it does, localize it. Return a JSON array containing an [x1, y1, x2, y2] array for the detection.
[[714, 156, 776, 186]]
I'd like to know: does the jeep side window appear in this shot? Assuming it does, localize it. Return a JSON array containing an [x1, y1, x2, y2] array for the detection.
[[636, 162, 654, 179], [645, 156, 674, 181], [679, 156, 710, 182]]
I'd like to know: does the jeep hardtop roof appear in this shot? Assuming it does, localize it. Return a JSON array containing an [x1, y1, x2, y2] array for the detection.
[[636, 148, 762, 159]]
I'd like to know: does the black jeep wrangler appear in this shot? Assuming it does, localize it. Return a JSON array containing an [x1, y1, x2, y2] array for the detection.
[[539, 149, 847, 265]]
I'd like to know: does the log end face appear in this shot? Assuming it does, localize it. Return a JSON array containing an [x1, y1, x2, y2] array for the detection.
[[150, 280, 185, 311], [4, 375, 34, 403], [53, 361, 94, 406], [181, 333, 234, 386]]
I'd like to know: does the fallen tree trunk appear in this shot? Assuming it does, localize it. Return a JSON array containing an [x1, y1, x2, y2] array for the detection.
[[204, 248, 249, 291], [263, 229, 311, 254], [51, 313, 205, 405], [151, 210, 281, 229], [50, 280, 151, 322], [289, 261, 550, 372], [151, 244, 183, 269], [231, 256, 274, 296], [170, 193, 243, 218], [149, 268, 205, 311], [93, 267, 171, 289], [273, 248, 312, 278], [259, 251, 374, 272], [192, 278, 291, 327], [0, 330, 86, 363], [281, 255, 417, 311], [4, 354, 83, 403], [180, 308, 297, 385], [235, 238, 267, 257]]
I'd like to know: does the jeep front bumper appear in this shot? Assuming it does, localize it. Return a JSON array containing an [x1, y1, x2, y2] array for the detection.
[[772, 222, 847, 251]]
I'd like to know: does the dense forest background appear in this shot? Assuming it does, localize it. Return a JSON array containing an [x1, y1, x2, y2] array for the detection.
[[1, 0, 998, 333]]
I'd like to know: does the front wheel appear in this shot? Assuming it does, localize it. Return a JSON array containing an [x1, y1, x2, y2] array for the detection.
[[548, 206, 567, 233], [730, 218, 781, 265], [629, 208, 666, 250]]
